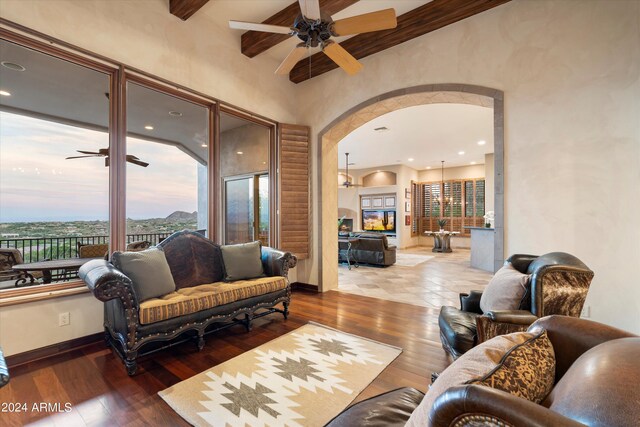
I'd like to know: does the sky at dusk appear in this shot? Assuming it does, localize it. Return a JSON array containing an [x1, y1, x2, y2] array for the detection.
[[0, 112, 201, 222]]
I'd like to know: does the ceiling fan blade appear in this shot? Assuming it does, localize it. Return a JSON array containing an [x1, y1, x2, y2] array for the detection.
[[66, 155, 101, 159], [323, 41, 363, 76], [332, 8, 397, 36], [298, 0, 321, 20], [229, 20, 292, 34], [127, 157, 149, 167], [275, 45, 308, 75], [76, 150, 102, 155]]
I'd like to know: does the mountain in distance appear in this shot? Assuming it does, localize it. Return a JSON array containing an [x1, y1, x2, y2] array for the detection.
[[165, 211, 197, 222]]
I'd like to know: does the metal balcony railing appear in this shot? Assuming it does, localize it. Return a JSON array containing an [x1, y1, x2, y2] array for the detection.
[[0, 232, 174, 264]]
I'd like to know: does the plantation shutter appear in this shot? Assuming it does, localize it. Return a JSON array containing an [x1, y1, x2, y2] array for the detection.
[[475, 180, 485, 217], [278, 124, 310, 259], [411, 181, 420, 237]]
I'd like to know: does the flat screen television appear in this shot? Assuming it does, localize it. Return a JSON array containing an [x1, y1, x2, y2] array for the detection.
[[362, 210, 396, 232]]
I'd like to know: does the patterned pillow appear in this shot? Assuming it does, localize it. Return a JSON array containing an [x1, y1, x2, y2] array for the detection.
[[405, 329, 555, 427], [466, 330, 555, 403]]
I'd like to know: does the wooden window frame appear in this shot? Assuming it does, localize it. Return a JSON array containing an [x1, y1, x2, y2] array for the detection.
[[0, 20, 280, 306]]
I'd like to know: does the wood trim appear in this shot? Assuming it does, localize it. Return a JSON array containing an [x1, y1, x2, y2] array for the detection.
[[5, 332, 103, 368], [279, 124, 311, 259], [169, 0, 210, 21], [0, 24, 117, 72], [219, 104, 277, 128], [289, 0, 511, 83], [0, 281, 86, 301], [240, 0, 359, 58], [291, 282, 319, 292], [208, 105, 218, 243]]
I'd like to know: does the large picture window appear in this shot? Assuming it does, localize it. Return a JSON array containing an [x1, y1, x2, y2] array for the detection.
[[0, 31, 277, 301], [0, 40, 111, 288], [125, 82, 209, 244]]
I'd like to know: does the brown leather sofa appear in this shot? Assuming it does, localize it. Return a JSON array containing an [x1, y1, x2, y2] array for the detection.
[[348, 232, 397, 266], [326, 315, 639, 426], [79, 231, 296, 375], [439, 252, 594, 359]]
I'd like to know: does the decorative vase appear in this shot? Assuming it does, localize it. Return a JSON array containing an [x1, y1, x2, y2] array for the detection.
[[439, 228, 445, 233]]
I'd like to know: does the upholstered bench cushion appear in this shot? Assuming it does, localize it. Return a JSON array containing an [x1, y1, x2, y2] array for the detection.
[[139, 276, 287, 324]]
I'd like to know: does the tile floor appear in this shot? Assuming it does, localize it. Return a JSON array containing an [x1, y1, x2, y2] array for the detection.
[[338, 247, 492, 309]]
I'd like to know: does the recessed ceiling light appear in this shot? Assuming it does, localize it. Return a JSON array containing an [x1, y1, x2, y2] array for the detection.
[[0, 90, 11, 96], [263, 161, 267, 165], [477, 140, 486, 145], [1, 61, 26, 72], [426, 166, 431, 169], [237, 151, 243, 155], [201, 143, 208, 148], [458, 151, 465, 155], [470, 161, 477, 165], [169, 111, 183, 117], [144, 125, 154, 130], [408, 158, 414, 162]]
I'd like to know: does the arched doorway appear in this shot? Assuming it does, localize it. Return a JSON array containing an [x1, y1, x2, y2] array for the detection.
[[317, 84, 504, 291]]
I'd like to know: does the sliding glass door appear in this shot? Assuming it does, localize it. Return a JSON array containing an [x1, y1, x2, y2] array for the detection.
[[224, 174, 268, 245]]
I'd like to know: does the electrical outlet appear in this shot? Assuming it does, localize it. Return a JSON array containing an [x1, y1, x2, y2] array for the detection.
[[581, 305, 591, 318], [58, 312, 70, 326]]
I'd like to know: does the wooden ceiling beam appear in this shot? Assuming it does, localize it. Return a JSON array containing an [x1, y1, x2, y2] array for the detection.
[[170, 0, 210, 21], [289, 0, 511, 83], [241, 0, 360, 58]]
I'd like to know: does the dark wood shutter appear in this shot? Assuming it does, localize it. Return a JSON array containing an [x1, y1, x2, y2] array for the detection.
[[278, 124, 310, 259]]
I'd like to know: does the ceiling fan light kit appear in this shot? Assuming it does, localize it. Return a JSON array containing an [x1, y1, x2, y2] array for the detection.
[[229, 0, 397, 77]]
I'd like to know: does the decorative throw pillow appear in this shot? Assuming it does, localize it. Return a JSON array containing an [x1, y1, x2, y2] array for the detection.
[[480, 264, 531, 313], [466, 330, 555, 403], [220, 241, 265, 281], [405, 329, 556, 427], [111, 247, 176, 302]]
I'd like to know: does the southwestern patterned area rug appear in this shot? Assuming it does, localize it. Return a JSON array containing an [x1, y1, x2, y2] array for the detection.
[[159, 322, 402, 427]]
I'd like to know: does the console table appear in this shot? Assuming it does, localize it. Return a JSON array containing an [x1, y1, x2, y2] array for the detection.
[[424, 231, 459, 253]]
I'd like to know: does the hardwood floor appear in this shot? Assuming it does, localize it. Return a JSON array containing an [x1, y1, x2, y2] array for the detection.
[[0, 290, 450, 426]]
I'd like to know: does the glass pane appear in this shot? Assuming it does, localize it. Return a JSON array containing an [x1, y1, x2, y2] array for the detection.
[[225, 178, 254, 244], [125, 83, 208, 245], [431, 183, 441, 217], [465, 181, 474, 217], [220, 112, 270, 245], [257, 175, 269, 245], [0, 40, 110, 288]]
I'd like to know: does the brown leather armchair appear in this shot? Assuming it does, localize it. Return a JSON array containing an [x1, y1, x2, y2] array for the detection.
[[439, 252, 594, 359], [429, 316, 638, 427], [326, 316, 639, 427]]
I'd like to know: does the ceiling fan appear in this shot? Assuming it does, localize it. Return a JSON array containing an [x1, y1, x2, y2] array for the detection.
[[341, 152, 361, 188], [229, 0, 397, 76], [66, 148, 149, 167]]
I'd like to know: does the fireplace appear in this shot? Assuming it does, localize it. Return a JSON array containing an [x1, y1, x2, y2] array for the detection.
[[339, 218, 354, 232]]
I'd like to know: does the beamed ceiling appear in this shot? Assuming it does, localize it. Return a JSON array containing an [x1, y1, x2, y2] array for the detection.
[[170, 0, 511, 83]]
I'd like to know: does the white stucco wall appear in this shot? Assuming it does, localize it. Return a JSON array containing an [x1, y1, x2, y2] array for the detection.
[[297, 0, 640, 333]]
